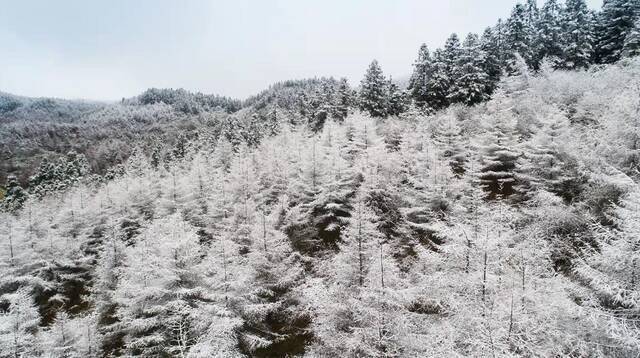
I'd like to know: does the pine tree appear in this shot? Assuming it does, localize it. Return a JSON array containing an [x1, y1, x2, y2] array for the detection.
[[340, 115, 373, 164], [560, 0, 595, 69], [443, 33, 462, 76], [282, 132, 349, 254], [333, 77, 351, 122], [433, 33, 463, 107], [309, 188, 408, 357], [386, 77, 408, 116], [478, 116, 521, 200], [238, 211, 307, 356], [115, 215, 207, 356], [622, 18, 640, 58], [574, 188, 640, 351], [308, 79, 335, 132], [596, 0, 640, 63], [150, 140, 163, 169], [524, 0, 541, 69], [442, 33, 464, 105], [125, 146, 151, 178], [44, 311, 75, 356], [433, 114, 469, 178], [29, 151, 90, 197], [334, 194, 381, 288], [495, 18, 510, 66], [93, 224, 127, 357], [517, 114, 572, 200], [480, 27, 503, 96], [424, 49, 452, 111], [506, 3, 535, 71], [480, 26, 505, 95], [536, 0, 564, 66], [408, 44, 433, 108], [1, 175, 27, 212], [359, 60, 388, 117], [450, 33, 490, 105], [0, 289, 41, 357]]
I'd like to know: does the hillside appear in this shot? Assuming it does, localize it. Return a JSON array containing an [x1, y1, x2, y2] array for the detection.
[[0, 79, 343, 188], [2, 0, 640, 356], [1, 58, 639, 357]]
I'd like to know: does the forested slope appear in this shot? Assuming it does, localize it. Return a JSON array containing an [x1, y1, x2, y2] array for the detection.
[[1, 59, 639, 357], [0, 79, 345, 189]]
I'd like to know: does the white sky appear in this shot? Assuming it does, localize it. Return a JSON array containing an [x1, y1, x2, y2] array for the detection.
[[0, 0, 602, 101]]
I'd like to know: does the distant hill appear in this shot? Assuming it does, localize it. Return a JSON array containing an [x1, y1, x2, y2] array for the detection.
[[0, 78, 352, 187]]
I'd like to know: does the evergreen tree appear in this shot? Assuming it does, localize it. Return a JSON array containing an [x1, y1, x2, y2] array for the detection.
[[449, 33, 490, 105], [115, 215, 208, 356], [93, 224, 127, 357], [480, 26, 504, 95], [150, 140, 163, 169], [282, 133, 348, 254], [408, 44, 433, 108], [423, 50, 451, 111], [333, 77, 351, 122], [494, 18, 510, 68], [441, 33, 463, 104], [43, 311, 76, 356], [442, 33, 462, 76], [423, 34, 462, 111], [309, 79, 334, 132], [478, 116, 521, 200], [29, 151, 90, 197], [536, 0, 564, 66], [236, 206, 307, 355], [433, 113, 469, 178], [386, 77, 408, 116], [524, 0, 539, 28], [560, 0, 595, 69], [0, 289, 41, 357], [1, 175, 27, 212], [517, 114, 572, 200], [506, 3, 535, 71], [622, 18, 640, 58], [333, 194, 380, 288], [524, 0, 541, 68], [359, 60, 388, 117], [309, 188, 408, 357], [596, 0, 640, 63], [574, 188, 640, 351]]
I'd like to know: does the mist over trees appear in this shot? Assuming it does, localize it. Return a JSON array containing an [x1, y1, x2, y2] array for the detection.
[[1, 0, 640, 357]]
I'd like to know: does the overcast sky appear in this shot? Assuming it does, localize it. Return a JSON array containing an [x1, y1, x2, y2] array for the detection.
[[0, 0, 602, 101]]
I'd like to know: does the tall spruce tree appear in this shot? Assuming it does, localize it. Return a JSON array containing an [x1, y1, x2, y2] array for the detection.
[[408, 44, 433, 108], [450, 33, 490, 105], [2, 175, 27, 212], [386, 77, 408, 116], [524, 0, 541, 69], [334, 77, 352, 122], [0, 289, 41, 357], [359, 60, 388, 117], [536, 0, 564, 66], [443, 33, 462, 74], [478, 116, 521, 200], [560, 0, 595, 69], [424, 49, 451, 111], [494, 18, 510, 67], [506, 4, 535, 71], [517, 114, 572, 200], [480, 26, 504, 95], [442, 33, 462, 102], [596, 0, 640, 63]]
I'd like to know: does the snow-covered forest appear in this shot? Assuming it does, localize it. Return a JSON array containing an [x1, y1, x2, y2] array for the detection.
[[2, 0, 640, 357]]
